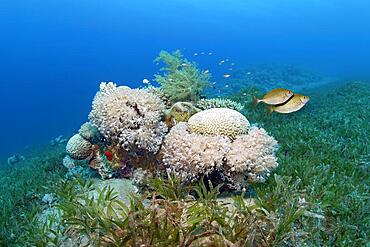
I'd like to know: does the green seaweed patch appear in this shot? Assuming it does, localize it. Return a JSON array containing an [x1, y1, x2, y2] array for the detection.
[[36, 174, 310, 246], [229, 81, 370, 246], [0, 145, 67, 246]]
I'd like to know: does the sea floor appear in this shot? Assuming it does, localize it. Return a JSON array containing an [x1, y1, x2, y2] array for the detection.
[[0, 80, 369, 246]]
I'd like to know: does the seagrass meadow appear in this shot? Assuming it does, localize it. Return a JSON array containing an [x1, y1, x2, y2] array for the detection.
[[0, 80, 368, 246]]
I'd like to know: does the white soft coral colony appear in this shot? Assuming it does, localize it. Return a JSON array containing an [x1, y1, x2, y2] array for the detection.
[[89, 82, 168, 153], [86, 83, 278, 189], [162, 108, 279, 189]]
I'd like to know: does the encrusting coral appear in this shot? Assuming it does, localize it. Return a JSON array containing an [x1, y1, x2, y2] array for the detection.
[[66, 134, 93, 160], [89, 82, 168, 154], [196, 98, 244, 112], [154, 50, 210, 103], [187, 108, 250, 139]]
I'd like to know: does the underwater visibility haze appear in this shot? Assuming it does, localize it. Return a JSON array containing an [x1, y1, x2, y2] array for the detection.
[[0, 0, 369, 246]]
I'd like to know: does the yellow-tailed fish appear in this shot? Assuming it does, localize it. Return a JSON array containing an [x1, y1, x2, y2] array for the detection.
[[253, 88, 293, 106], [266, 94, 310, 114]]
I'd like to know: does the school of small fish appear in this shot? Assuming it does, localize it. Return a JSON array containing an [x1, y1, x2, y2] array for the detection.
[[178, 51, 310, 114]]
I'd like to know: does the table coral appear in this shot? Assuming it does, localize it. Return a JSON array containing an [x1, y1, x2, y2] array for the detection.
[[89, 82, 168, 154]]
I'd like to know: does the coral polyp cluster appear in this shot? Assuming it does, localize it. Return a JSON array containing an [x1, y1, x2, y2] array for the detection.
[[89, 82, 168, 153], [162, 122, 278, 189], [162, 123, 230, 181], [225, 127, 278, 184]]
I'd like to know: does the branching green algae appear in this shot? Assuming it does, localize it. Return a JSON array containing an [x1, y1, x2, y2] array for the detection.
[[154, 50, 211, 103]]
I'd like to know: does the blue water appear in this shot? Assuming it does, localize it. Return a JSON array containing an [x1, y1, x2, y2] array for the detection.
[[1, 0, 370, 159]]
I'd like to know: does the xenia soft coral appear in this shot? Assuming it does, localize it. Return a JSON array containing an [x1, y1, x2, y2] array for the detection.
[[89, 82, 168, 153], [225, 126, 279, 187], [161, 123, 278, 189], [162, 122, 231, 183]]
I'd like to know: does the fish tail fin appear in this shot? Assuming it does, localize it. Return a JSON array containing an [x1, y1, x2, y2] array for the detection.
[[252, 96, 260, 107], [265, 105, 274, 114]]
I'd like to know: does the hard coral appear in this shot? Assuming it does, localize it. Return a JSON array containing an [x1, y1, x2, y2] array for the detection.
[[66, 134, 93, 160], [196, 98, 243, 112], [154, 50, 210, 103], [188, 108, 250, 139], [89, 82, 168, 153], [79, 122, 102, 144]]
